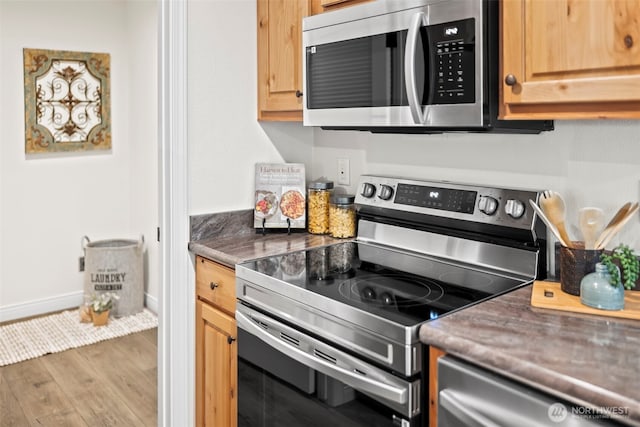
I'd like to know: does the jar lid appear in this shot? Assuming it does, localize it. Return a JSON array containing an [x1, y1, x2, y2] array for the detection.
[[308, 180, 334, 190], [331, 194, 355, 205]]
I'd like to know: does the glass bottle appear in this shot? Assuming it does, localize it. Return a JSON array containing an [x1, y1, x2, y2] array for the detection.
[[329, 194, 356, 238], [580, 263, 625, 311], [307, 180, 334, 234]]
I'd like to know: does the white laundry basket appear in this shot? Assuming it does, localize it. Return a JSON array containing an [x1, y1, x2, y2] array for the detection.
[[82, 235, 144, 317]]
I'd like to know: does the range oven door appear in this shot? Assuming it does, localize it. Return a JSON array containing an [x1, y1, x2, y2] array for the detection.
[[302, 0, 482, 129], [236, 303, 422, 427]]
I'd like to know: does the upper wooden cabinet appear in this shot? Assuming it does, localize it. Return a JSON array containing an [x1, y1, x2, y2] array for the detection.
[[257, 0, 310, 121], [501, 0, 640, 119], [257, 0, 372, 121], [311, 0, 372, 14]]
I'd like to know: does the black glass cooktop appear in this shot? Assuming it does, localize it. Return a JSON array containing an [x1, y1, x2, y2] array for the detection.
[[243, 242, 526, 327]]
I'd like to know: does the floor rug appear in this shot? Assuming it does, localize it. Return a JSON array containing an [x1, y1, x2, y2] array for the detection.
[[0, 309, 158, 366]]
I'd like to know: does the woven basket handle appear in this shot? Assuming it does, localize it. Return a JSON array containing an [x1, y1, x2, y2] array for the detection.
[[81, 236, 91, 252]]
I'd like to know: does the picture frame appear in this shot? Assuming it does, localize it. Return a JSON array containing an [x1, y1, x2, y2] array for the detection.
[[23, 48, 111, 154]]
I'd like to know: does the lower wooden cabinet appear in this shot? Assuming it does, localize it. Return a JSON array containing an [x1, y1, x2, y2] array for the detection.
[[429, 347, 446, 427], [195, 256, 237, 427]]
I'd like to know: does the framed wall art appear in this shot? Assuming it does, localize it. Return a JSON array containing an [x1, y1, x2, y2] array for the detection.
[[23, 48, 111, 154]]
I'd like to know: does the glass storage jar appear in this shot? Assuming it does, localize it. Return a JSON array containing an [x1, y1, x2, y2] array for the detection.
[[307, 180, 334, 234], [329, 194, 356, 238]]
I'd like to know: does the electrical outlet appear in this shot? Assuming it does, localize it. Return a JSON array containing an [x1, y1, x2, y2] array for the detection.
[[337, 158, 350, 185], [79, 256, 85, 272]]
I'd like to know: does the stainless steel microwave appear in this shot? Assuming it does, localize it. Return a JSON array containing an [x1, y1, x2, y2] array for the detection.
[[302, 0, 553, 133]]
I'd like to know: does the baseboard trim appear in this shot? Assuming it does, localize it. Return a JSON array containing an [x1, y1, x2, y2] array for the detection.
[[145, 293, 158, 314], [0, 292, 158, 323]]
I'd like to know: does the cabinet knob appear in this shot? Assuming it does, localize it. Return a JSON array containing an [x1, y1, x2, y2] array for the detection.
[[295, 90, 303, 98], [210, 282, 219, 290], [505, 74, 518, 86]]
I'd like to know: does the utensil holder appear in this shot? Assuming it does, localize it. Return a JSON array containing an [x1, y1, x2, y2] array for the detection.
[[560, 242, 603, 296]]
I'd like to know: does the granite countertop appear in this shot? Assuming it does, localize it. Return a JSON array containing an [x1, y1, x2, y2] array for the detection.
[[189, 233, 343, 268], [188, 209, 347, 268], [419, 285, 640, 426]]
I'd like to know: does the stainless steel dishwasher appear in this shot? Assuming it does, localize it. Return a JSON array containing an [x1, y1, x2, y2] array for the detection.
[[437, 356, 626, 427]]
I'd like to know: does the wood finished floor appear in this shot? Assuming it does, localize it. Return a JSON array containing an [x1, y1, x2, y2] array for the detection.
[[0, 328, 157, 426]]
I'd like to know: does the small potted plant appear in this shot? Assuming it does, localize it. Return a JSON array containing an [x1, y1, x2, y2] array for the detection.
[[600, 244, 639, 290], [580, 244, 639, 311], [90, 293, 119, 326]]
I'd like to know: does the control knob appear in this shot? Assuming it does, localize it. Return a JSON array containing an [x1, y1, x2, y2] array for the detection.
[[377, 184, 394, 201], [505, 199, 525, 219], [478, 195, 498, 216], [361, 182, 376, 198]]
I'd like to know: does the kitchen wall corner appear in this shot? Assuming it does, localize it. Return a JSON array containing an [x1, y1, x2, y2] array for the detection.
[[0, 0, 158, 320]]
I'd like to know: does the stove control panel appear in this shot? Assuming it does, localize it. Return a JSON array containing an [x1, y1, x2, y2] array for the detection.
[[356, 175, 542, 230]]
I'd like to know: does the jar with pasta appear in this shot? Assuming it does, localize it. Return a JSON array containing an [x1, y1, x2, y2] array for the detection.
[[307, 180, 333, 234], [329, 194, 356, 238]]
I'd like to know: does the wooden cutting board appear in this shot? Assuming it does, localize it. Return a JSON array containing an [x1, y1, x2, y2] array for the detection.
[[530, 281, 640, 320]]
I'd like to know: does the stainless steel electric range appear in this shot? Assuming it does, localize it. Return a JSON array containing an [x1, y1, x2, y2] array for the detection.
[[235, 175, 547, 427]]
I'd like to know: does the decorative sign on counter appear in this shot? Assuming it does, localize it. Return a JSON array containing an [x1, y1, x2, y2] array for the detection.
[[254, 163, 306, 231]]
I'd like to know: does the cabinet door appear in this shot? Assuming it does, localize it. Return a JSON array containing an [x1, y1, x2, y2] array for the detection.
[[257, 0, 311, 121], [501, 0, 640, 119], [196, 300, 237, 427]]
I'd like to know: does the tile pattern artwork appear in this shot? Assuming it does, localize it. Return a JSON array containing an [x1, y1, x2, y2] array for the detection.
[[23, 48, 111, 154]]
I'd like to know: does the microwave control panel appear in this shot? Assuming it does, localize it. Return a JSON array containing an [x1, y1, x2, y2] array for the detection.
[[429, 18, 476, 104]]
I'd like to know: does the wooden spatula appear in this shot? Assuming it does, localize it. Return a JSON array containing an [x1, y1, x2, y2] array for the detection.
[[539, 190, 573, 248], [529, 200, 570, 247], [578, 207, 604, 250], [596, 202, 639, 250], [594, 202, 631, 249]]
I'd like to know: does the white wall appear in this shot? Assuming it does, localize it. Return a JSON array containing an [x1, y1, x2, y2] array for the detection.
[[312, 121, 640, 252], [187, 0, 313, 216], [0, 0, 158, 321], [126, 0, 159, 310]]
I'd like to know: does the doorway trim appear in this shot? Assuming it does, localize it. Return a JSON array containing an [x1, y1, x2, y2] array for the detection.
[[159, 0, 193, 425]]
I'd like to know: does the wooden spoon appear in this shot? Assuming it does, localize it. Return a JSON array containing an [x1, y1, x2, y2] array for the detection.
[[578, 207, 604, 250], [539, 191, 573, 248], [529, 200, 570, 247], [596, 202, 639, 250], [594, 202, 631, 249]]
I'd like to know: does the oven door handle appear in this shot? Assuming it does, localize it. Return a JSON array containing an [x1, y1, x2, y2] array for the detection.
[[236, 309, 409, 406]]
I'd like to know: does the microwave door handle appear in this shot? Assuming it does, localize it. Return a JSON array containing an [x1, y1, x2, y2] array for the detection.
[[236, 310, 408, 405], [404, 12, 429, 124]]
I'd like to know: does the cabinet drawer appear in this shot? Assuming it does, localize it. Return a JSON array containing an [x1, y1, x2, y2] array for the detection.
[[196, 256, 236, 316]]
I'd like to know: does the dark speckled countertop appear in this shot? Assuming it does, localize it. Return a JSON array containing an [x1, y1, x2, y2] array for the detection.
[[189, 233, 343, 268], [188, 209, 347, 268], [420, 285, 640, 426]]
